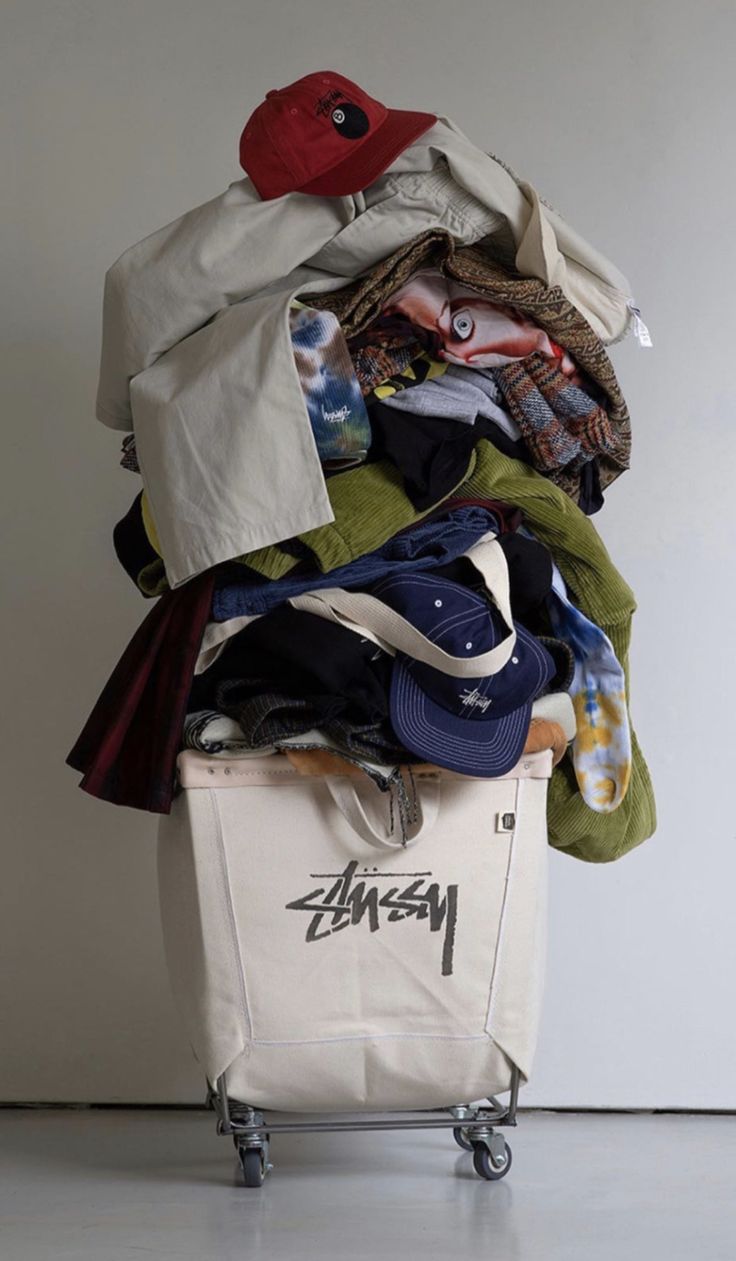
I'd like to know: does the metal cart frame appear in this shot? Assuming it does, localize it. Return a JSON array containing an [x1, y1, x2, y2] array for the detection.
[[207, 1063, 521, 1187]]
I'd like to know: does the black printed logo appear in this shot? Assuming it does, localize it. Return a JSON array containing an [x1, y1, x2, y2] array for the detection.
[[315, 88, 342, 117], [285, 860, 458, 977]]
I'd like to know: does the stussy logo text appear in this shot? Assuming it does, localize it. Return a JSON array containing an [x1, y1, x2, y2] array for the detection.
[[322, 403, 350, 423], [285, 861, 458, 976], [459, 687, 492, 712], [315, 88, 342, 117]]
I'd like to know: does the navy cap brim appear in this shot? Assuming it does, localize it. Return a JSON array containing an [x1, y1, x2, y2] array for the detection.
[[390, 660, 533, 778]]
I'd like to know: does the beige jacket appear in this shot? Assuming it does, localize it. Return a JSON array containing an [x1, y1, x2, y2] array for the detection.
[[96, 118, 635, 586]]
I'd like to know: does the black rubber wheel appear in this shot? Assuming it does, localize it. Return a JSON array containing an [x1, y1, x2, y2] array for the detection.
[[453, 1126, 474, 1152], [239, 1146, 266, 1188], [472, 1139, 512, 1181]]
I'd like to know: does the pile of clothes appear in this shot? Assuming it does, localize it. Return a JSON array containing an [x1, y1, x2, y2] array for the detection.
[[68, 71, 656, 862]]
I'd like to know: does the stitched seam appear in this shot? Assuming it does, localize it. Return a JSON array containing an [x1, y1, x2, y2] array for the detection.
[[208, 790, 253, 1043], [250, 1032, 491, 1046], [484, 778, 521, 1037], [206, 769, 296, 779], [182, 768, 301, 787], [181, 757, 551, 788], [96, 400, 131, 425]]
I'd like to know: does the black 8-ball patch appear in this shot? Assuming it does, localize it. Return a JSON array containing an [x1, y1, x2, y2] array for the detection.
[[331, 102, 370, 139]]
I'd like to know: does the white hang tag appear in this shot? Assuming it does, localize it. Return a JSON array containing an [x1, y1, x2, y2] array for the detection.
[[628, 303, 653, 348]]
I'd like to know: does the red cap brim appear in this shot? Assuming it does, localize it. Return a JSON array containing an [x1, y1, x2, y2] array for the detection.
[[297, 109, 436, 197]]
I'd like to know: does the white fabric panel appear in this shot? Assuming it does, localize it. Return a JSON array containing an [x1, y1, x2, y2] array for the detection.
[[158, 752, 551, 1111]]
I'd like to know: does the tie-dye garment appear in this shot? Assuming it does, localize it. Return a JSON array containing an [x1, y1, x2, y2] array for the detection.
[[119, 304, 372, 474], [289, 302, 372, 467], [543, 557, 631, 813]]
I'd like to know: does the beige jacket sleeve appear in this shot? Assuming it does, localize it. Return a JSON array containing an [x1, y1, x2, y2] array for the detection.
[[95, 182, 356, 430]]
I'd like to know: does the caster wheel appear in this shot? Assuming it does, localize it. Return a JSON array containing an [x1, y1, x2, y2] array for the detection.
[[239, 1146, 266, 1188], [453, 1127, 474, 1152], [472, 1139, 512, 1181]]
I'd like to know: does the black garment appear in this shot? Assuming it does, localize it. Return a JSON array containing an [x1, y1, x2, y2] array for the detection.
[[498, 532, 554, 621], [187, 606, 411, 762], [366, 399, 533, 511], [578, 458, 604, 515], [217, 613, 411, 761], [432, 531, 553, 624], [112, 491, 160, 594], [366, 399, 477, 510], [536, 636, 575, 694], [189, 606, 393, 719]]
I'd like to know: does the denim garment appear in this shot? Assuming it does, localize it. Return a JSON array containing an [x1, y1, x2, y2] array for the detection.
[[212, 504, 501, 622]]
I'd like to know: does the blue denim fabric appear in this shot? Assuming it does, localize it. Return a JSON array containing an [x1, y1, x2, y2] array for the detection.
[[212, 505, 501, 622]]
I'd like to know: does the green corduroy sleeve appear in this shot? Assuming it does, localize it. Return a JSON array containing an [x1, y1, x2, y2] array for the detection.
[[239, 451, 477, 578]]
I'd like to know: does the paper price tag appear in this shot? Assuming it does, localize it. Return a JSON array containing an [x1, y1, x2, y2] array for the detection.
[[629, 303, 653, 348]]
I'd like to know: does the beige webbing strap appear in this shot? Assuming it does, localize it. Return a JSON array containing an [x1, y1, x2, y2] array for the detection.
[[291, 534, 516, 679]]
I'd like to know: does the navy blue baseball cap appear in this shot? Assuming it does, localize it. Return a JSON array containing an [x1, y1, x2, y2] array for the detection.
[[370, 571, 556, 776]]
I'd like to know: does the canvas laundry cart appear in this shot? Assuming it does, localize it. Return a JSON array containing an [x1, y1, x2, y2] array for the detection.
[[65, 61, 657, 1203], [158, 744, 553, 1186]]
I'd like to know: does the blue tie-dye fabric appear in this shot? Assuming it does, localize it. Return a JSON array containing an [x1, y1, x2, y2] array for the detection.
[[544, 557, 631, 813], [289, 304, 371, 465], [520, 524, 630, 812]]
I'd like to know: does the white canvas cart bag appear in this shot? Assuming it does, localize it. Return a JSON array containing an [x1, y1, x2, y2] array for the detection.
[[158, 745, 553, 1115]]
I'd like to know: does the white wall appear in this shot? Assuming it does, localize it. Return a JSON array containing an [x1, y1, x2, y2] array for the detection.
[[2, 0, 735, 1106]]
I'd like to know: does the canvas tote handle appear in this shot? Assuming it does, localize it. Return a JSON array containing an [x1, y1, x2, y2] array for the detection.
[[292, 534, 516, 679], [325, 775, 441, 850]]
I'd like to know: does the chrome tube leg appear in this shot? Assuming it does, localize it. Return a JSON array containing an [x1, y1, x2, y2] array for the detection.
[[215, 1071, 232, 1134], [505, 1063, 521, 1126]]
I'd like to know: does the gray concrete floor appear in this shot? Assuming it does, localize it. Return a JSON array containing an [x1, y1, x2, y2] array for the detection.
[[0, 1109, 733, 1260]]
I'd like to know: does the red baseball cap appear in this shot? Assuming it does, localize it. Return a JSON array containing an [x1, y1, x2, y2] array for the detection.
[[239, 71, 436, 200]]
